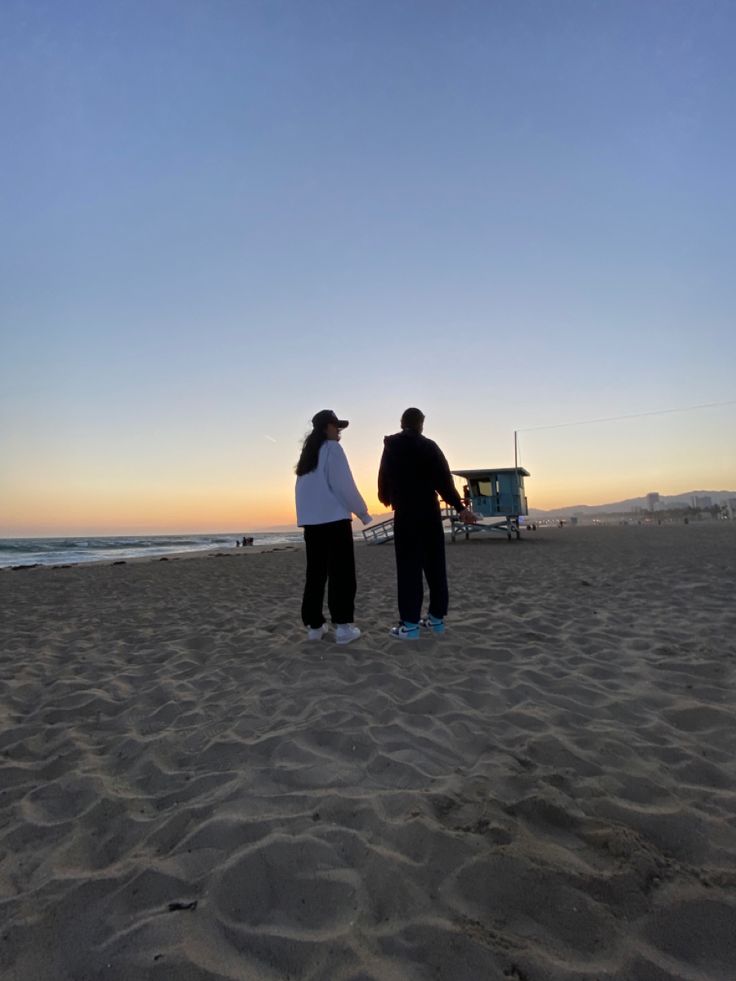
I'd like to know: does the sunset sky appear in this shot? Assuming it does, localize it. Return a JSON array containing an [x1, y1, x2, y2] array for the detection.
[[2, 1, 734, 536]]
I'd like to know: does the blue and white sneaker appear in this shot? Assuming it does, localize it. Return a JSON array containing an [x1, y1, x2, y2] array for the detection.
[[389, 621, 420, 640], [419, 614, 445, 635]]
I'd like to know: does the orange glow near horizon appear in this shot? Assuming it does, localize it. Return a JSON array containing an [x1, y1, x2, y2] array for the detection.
[[2, 469, 734, 537], [3, 412, 735, 537], [0, 489, 297, 537]]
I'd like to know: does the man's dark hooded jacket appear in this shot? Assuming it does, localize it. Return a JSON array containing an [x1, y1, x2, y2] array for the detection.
[[378, 429, 464, 517]]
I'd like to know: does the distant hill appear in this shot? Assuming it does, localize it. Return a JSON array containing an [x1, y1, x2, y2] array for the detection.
[[529, 490, 736, 519]]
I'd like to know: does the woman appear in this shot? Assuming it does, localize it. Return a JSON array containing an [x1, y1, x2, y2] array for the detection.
[[295, 409, 371, 644]]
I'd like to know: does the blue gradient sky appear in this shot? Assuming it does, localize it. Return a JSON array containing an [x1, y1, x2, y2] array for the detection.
[[2, 1, 734, 534]]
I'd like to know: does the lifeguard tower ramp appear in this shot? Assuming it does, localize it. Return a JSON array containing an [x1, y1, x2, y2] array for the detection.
[[449, 467, 530, 541], [362, 518, 396, 545]]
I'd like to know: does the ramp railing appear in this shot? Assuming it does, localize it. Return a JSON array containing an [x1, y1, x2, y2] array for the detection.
[[362, 518, 395, 544]]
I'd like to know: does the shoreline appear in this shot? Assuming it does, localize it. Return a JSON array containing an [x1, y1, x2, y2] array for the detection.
[[2, 519, 732, 572], [0, 541, 306, 572]]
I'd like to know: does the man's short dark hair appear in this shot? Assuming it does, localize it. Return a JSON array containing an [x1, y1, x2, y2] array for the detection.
[[401, 407, 425, 430]]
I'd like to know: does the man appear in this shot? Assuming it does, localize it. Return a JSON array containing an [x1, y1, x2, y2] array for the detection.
[[378, 407, 476, 639]]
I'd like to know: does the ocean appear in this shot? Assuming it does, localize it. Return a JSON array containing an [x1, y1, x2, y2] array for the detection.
[[0, 533, 304, 569]]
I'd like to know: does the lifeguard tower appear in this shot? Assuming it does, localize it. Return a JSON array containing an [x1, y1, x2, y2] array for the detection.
[[447, 467, 530, 541], [362, 466, 530, 545]]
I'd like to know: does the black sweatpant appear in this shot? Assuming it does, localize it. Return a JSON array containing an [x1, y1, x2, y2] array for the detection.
[[393, 509, 449, 624], [301, 519, 356, 628]]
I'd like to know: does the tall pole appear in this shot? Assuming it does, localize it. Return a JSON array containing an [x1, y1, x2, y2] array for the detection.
[[514, 430, 518, 470]]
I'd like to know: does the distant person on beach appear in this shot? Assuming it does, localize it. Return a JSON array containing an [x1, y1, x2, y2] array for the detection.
[[295, 409, 372, 645], [378, 407, 477, 640]]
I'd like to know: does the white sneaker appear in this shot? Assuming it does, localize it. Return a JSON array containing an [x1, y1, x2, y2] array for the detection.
[[306, 624, 329, 641], [335, 624, 361, 645]]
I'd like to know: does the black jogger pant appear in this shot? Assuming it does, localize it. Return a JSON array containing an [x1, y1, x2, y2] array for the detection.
[[393, 509, 449, 624], [301, 519, 356, 628]]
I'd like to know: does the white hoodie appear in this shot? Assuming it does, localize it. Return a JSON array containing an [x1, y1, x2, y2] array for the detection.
[[295, 440, 371, 527]]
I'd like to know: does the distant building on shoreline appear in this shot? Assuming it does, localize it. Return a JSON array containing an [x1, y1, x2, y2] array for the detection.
[[528, 488, 736, 524]]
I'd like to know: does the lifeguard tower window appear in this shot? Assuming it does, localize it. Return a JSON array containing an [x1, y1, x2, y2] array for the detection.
[[471, 479, 496, 498]]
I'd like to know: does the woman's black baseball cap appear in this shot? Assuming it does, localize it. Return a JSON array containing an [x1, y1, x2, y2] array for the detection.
[[312, 409, 349, 430]]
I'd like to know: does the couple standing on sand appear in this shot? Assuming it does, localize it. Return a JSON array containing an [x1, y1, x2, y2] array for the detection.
[[294, 407, 477, 644]]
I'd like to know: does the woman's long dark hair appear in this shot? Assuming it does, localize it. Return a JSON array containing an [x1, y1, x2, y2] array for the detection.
[[295, 428, 328, 476]]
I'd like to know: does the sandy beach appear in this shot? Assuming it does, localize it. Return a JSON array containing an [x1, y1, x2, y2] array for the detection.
[[1, 524, 735, 981]]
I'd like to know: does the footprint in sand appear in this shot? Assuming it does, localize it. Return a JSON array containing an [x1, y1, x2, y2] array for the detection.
[[211, 835, 361, 933]]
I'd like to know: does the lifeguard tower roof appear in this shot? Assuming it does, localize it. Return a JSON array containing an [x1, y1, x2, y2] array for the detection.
[[452, 467, 530, 478]]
